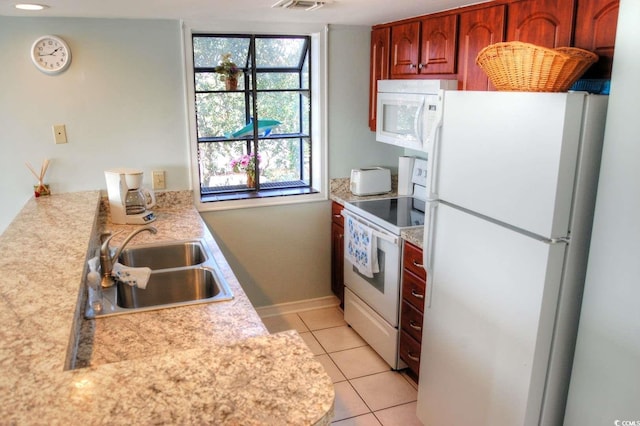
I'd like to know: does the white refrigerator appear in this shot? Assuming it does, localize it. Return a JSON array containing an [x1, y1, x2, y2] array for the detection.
[[417, 91, 608, 426]]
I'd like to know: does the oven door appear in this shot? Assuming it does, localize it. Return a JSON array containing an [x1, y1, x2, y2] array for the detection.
[[342, 211, 401, 327]]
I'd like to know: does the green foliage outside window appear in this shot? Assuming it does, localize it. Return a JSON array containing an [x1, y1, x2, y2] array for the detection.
[[192, 34, 312, 194]]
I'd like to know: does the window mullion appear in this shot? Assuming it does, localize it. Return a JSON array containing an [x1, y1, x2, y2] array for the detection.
[[307, 45, 313, 187], [249, 36, 260, 189]]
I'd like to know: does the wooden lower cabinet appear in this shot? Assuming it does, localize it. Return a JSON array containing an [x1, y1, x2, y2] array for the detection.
[[401, 300, 424, 343], [399, 330, 422, 376], [331, 202, 345, 307], [400, 241, 427, 380], [402, 268, 426, 313]]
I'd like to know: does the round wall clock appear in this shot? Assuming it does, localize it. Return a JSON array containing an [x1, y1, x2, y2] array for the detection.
[[30, 35, 71, 74]]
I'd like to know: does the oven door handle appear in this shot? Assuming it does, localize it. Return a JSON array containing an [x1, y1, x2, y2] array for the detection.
[[341, 210, 399, 245]]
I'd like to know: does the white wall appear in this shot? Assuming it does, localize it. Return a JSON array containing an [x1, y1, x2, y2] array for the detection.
[[327, 25, 404, 177], [0, 17, 190, 233], [1, 18, 395, 308], [564, 0, 640, 423], [201, 201, 331, 306]]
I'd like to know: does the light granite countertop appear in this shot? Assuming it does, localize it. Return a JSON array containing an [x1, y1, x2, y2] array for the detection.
[[0, 191, 334, 425]]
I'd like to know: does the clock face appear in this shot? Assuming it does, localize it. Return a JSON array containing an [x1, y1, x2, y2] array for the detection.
[[31, 35, 71, 74]]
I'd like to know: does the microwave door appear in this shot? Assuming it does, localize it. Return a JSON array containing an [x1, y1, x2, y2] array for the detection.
[[376, 92, 426, 150]]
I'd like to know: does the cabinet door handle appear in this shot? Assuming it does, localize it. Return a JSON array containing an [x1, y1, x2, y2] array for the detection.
[[407, 352, 420, 362], [411, 289, 425, 299], [410, 63, 417, 69], [412, 259, 424, 268], [409, 320, 422, 331], [333, 214, 342, 218]]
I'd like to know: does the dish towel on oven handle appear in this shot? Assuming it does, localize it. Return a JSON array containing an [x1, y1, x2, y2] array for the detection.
[[345, 215, 379, 278]]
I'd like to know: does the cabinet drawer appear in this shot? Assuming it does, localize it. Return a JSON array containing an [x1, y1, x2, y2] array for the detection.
[[403, 241, 426, 280], [401, 300, 424, 343], [331, 202, 344, 226], [402, 269, 426, 312], [399, 330, 421, 377]]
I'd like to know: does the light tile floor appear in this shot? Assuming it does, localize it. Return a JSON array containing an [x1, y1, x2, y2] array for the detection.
[[261, 306, 423, 425]]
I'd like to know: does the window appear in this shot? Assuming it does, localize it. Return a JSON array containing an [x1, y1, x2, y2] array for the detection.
[[191, 34, 318, 204]]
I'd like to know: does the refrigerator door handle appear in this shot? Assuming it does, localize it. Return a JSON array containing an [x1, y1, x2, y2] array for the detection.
[[423, 202, 438, 308], [426, 95, 444, 201], [426, 120, 442, 201]]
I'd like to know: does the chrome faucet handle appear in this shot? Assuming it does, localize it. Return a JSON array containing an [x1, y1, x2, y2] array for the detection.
[[99, 231, 113, 244], [99, 226, 157, 288], [100, 230, 122, 251], [100, 231, 121, 288]]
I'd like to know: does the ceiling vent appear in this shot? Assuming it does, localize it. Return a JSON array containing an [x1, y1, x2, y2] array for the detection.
[[271, 0, 332, 11]]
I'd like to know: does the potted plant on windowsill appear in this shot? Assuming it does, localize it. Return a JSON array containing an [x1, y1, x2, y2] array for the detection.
[[231, 152, 261, 187], [215, 53, 241, 90]]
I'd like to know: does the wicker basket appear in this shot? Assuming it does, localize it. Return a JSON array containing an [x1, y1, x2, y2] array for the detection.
[[476, 41, 598, 92]]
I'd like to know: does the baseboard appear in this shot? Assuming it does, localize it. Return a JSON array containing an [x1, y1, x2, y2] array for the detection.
[[256, 295, 341, 318]]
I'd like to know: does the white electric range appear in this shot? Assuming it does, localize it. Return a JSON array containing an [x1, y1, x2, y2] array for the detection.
[[341, 160, 426, 369]]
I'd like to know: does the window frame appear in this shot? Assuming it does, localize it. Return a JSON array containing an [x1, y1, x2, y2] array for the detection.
[[193, 34, 311, 197], [183, 24, 328, 212]]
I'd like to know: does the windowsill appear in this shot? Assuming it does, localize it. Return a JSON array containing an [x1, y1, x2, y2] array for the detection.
[[195, 186, 326, 212], [201, 186, 318, 203]]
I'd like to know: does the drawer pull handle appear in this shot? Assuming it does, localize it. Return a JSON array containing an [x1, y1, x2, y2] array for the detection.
[[333, 214, 342, 218], [409, 320, 422, 331], [411, 289, 425, 299], [412, 259, 424, 268], [407, 352, 420, 362]]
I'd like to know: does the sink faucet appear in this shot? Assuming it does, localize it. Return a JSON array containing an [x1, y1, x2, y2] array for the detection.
[[100, 225, 158, 288]]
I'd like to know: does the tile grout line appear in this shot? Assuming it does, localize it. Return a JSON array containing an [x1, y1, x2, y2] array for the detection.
[[296, 312, 379, 423], [287, 310, 419, 425]]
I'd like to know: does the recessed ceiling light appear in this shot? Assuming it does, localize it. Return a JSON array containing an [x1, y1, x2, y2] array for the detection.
[[15, 3, 49, 11]]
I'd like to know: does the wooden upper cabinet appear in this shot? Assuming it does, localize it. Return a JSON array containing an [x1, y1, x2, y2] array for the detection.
[[419, 14, 459, 74], [574, 0, 619, 78], [457, 4, 506, 91], [506, 0, 575, 47], [367, 0, 619, 117], [391, 22, 421, 77], [369, 27, 390, 130]]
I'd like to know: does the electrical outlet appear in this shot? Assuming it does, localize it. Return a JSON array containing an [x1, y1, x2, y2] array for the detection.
[[53, 124, 67, 144], [152, 170, 166, 190]]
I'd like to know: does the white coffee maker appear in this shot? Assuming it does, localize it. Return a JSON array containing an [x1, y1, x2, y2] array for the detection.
[[105, 168, 156, 225]]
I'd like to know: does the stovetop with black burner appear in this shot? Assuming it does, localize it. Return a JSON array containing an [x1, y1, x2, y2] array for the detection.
[[344, 196, 425, 235]]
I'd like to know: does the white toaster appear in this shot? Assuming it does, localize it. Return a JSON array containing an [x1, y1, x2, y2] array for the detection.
[[350, 167, 391, 196]]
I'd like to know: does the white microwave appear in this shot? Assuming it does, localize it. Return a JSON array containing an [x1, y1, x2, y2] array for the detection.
[[376, 79, 457, 151]]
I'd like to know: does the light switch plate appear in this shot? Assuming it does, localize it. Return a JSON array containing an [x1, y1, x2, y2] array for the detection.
[[53, 124, 67, 144], [152, 170, 166, 190]]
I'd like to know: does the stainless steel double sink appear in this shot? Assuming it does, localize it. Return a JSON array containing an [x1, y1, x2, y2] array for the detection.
[[86, 239, 233, 318]]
